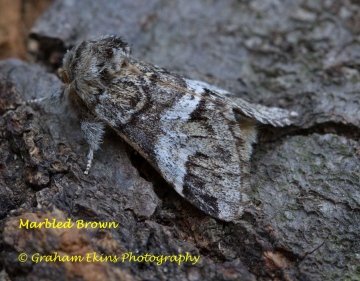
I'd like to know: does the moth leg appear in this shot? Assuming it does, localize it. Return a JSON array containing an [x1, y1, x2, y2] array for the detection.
[[23, 88, 63, 106], [22, 97, 46, 105], [80, 121, 105, 174]]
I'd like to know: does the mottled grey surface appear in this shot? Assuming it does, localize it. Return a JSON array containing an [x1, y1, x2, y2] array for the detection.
[[252, 134, 360, 280], [0, 0, 359, 280]]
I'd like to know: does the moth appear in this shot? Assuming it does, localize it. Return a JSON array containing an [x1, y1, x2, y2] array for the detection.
[[31, 36, 297, 221]]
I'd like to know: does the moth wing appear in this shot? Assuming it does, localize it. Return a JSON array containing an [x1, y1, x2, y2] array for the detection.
[[184, 79, 298, 127], [89, 68, 295, 221], [152, 95, 247, 221], [92, 83, 248, 221], [132, 63, 297, 126]]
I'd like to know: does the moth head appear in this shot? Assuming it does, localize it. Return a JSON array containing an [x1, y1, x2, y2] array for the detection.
[[59, 36, 132, 102]]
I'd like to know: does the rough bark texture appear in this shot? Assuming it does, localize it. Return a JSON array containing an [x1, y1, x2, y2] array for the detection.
[[1, 0, 359, 281]]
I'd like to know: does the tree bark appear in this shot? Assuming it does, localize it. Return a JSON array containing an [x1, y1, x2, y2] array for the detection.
[[1, 1, 359, 280]]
